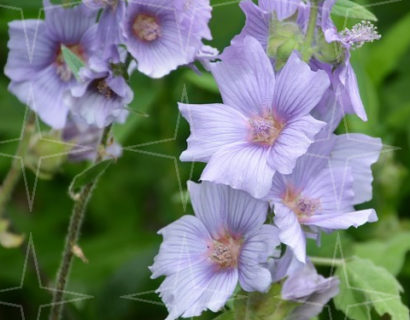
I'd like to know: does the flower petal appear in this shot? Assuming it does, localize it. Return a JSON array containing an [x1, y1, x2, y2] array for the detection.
[[274, 51, 330, 120], [201, 142, 275, 199], [179, 103, 248, 162], [259, 0, 301, 20], [210, 36, 275, 117], [268, 115, 326, 175]]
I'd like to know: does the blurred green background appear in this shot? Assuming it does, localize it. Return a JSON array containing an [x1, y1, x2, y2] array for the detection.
[[0, 0, 409, 319]]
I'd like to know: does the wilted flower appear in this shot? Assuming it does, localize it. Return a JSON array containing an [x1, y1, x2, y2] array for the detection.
[[4, 0, 98, 129], [282, 262, 339, 320], [179, 36, 329, 198], [268, 134, 381, 262], [150, 181, 280, 320], [66, 48, 132, 128], [122, 0, 212, 78]]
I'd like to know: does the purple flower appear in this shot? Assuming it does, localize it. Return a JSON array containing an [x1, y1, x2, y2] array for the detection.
[[65, 49, 132, 128], [82, 0, 126, 57], [282, 262, 339, 320], [150, 181, 280, 320], [268, 135, 381, 262], [122, 0, 212, 78], [179, 36, 329, 198], [4, 0, 98, 129], [62, 116, 122, 162]]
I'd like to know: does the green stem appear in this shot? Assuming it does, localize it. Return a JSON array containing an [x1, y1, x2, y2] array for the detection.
[[49, 125, 112, 320], [310, 256, 345, 267], [0, 111, 35, 217], [301, 0, 319, 61]]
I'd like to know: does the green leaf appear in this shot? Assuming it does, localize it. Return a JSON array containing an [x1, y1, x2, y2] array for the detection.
[[61, 44, 86, 81], [334, 257, 409, 320], [332, 0, 377, 21], [69, 160, 113, 198], [213, 311, 235, 320], [366, 13, 410, 85], [354, 232, 410, 276]]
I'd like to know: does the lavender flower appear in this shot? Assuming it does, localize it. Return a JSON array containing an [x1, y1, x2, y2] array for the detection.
[[179, 36, 329, 198], [122, 0, 212, 78], [4, 0, 98, 129], [150, 181, 280, 320], [65, 48, 132, 128], [268, 135, 381, 262], [82, 0, 126, 57], [282, 262, 339, 320]]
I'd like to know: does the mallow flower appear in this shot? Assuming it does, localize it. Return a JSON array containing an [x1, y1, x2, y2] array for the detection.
[[281, 262, 339, 320], [236, 0, 380, 121], [150, 181, 280, 320], [268, 134, 381, 262], [179, 36, 329, 199], [65, 48, 132, 128], [4, 0, 98, 129], [122, 0, 212, 78], [82, 0, 126, 57]]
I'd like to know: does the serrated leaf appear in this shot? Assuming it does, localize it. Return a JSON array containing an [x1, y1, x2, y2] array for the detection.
[[332, 0, 377, 21], [69, 160, 113, 198], [354, 232, 410, 275], [61, 45, 86, 81], [334, 257, 409, 320]]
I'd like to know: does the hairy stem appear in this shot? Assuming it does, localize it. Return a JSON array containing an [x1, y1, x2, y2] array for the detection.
[[310, 256, 345, 267], [0, 111, 36, 217], [49, 125, 112, 320]]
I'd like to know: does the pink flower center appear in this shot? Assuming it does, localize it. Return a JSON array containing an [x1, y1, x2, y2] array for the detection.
[[132, 14, 161, 42], [208, 234, 243, 269], [283, 188, 321, 220], [249, 114, 284, 146], [55, 44, 86, 82]]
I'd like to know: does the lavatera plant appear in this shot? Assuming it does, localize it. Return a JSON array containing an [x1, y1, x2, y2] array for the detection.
[[0, 1, 407, 320]]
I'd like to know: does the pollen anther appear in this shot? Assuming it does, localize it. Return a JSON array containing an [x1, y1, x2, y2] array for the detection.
[[133, 14, 161, 42]]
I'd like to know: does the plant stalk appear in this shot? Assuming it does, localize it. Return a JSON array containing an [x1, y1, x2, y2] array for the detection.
[[310, 256, 345, 267], [301, 0, 319, 61], [49, 125, 112, 320], [0, 111, 36, 217]]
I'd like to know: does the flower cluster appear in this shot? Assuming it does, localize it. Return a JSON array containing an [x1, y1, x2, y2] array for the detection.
[[5, 0, 214, 161], [151, 0, 383, 319], [4, 0, 383, 319]]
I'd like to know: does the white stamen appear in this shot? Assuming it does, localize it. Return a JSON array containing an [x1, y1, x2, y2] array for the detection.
[[341, 21, 381, 49]]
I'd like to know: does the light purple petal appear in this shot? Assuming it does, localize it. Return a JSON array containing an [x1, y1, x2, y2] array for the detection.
[[201, 142, 275, 199], [303, 208, 378, 230], [188, 181, 269, 238], [5, 20, 55, 82], [239, 225, 279, 292], [330, 134, 382, 204], [268, 115, 326, 174], [274, 51, 330, 120], [210, 36, 275, 117], [268, 247, 305, 283], [234, 1, 270, 50], [259, 0, 301, 20], [179, 103, 248, 162], [273, 202, 306, 263], [151, 215, 210, 278]]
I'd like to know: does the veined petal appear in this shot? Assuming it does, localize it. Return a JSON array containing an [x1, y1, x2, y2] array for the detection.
[[151, 215, 210, 278], [188, 181, 269, 239], [201, 142, 275, 199], [179, 103, 248, 162], [330, 134, 382, 205], [268, 115, 326, 175], [210, 36, 275, 117], [259, 0, 301, 20], [234, 1, 270, 50], [274, 52, 330, 120], [303, 209, 378, 230]]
